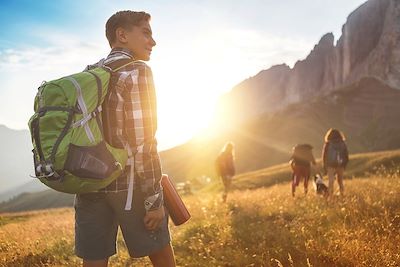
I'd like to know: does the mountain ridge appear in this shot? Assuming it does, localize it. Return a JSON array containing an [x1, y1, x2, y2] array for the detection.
[[216, 0, 400, 124]]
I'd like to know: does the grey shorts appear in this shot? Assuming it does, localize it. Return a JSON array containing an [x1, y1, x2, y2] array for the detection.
[[74, 190, 170, 260]]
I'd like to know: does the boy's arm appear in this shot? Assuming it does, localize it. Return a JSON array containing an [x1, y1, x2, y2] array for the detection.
[[123, 63, 163, 212]]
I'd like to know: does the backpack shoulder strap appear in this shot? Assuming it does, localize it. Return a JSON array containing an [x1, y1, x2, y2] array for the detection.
[[105, 58, 136, 73]]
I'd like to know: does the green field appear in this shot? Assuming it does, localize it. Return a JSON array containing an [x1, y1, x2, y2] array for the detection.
[[1, 150, 400, 266]]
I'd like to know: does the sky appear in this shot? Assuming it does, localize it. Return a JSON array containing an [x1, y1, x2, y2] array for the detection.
[[0, 0, 367, 150]]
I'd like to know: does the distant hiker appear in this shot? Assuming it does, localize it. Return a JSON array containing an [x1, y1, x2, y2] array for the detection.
[[216, 142, 236, 202], [290, 144, 317, 197], [322, 128, 349, 197], [74, 11, 175, 267]]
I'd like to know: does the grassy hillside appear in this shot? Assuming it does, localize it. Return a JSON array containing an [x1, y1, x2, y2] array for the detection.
[[1, 150, 399, 266], [232, 149, 400, 190], [1, 149, 400, 213], [161, 77, 400, 183], [160, 133, 289, 183], [0, 190, 74, 213], [1, 175, 399, 266]]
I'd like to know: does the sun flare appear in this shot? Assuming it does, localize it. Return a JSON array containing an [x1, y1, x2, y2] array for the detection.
[[155, 70, 220, 149]]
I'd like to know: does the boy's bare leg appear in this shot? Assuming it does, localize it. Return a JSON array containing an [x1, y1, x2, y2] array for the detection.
[[83, 259, 108, 267], [149, 243, 176, 267]]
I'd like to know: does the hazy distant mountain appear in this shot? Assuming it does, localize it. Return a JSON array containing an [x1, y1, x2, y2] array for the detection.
[[0, 189, 73, 213], [0, 180, 46, 202], [160, 132, 289, 182], [216, 0, 400, 124], [0, 125, 33, 194]]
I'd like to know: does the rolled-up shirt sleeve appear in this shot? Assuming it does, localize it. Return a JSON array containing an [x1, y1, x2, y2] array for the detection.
[[122, 62, 163, 211]]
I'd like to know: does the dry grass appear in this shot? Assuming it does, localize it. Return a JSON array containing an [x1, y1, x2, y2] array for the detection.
[[174, 176, 400, 267], [1, 175, 399, 266]]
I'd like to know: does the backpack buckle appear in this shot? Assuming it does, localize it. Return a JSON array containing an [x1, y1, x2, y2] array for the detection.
[[35, 162, 55, 177]]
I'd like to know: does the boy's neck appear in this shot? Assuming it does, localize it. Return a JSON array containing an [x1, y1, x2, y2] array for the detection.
[[110, 47, 135, 57]]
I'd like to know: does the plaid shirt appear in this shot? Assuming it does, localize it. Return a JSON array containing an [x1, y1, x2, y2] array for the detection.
[[99, 48, 163, 211]]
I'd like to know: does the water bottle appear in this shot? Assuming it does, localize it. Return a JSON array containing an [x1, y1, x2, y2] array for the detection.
[[161, 174, 191, 226]]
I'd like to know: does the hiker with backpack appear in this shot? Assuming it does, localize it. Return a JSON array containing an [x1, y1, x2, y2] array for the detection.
[[322, 128, 349, 197], [28, 10, 177, 267], [216, 142, 236, 202], [289, 144, 317, 197], [70, 11, 174, 267]]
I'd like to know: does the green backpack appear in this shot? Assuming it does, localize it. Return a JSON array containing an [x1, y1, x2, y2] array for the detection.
[[28, 59, 133, 194]]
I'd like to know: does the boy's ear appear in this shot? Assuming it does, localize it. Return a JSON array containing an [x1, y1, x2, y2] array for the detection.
[[115, 27, 128, 44]]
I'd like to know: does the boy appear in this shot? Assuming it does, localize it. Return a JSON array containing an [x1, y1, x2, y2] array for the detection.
[[74, 11, 175, 267]]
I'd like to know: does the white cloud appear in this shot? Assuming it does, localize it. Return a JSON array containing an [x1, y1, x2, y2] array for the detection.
[[0, 33, 108, 132], [0, 26, 315, 150], [0, 38, 107, 74]]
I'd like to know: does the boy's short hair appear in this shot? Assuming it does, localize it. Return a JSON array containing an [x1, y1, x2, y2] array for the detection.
[[106, 11, 151, 47]]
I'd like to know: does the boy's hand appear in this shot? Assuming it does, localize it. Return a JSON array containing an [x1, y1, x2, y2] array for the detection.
[[144, 206, 165, 231]]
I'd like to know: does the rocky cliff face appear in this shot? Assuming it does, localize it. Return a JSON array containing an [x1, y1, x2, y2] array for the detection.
[[217, 0, 400, 124]]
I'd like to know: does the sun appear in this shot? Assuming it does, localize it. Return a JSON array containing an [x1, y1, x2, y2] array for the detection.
[[155, 74, 219, 150], [150, 30, 257, 150]]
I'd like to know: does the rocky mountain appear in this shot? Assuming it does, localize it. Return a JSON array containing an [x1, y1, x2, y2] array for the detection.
[[216, 0, 400, 124], [160, 0, 400, 182]]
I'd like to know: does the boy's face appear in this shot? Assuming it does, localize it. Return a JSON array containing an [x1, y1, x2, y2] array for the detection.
[[116, 20, 156, 61]]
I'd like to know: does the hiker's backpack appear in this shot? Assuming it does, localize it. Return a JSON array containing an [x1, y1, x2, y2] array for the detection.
[[216, 152, 235, 177], [291, 144, 313, 166], [326, 141, 346, 167], [28, 59, 133, 194]]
